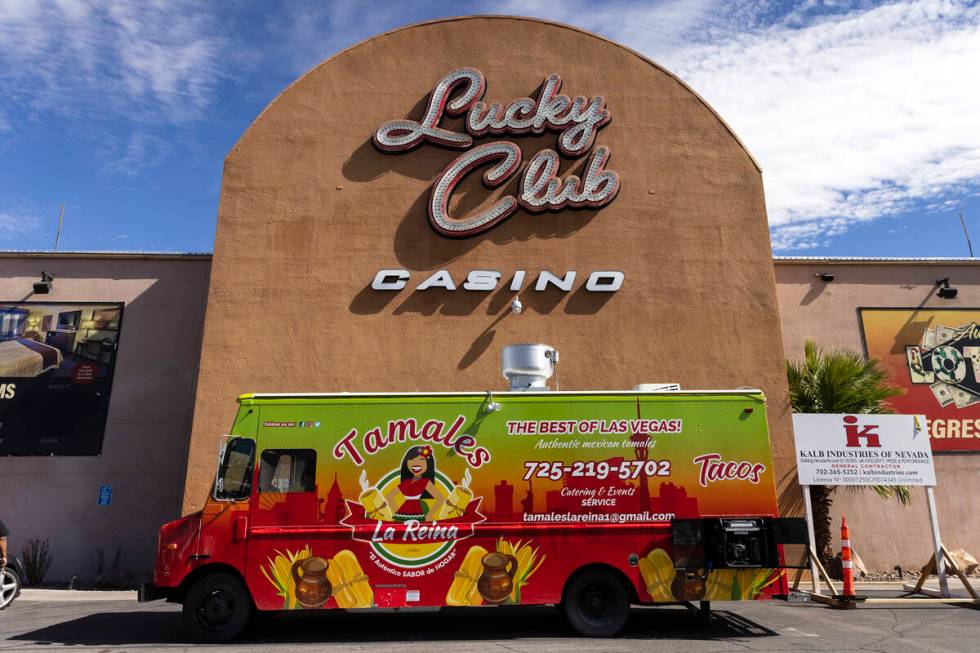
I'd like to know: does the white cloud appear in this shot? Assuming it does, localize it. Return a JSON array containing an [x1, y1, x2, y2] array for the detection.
[[0, 205, 42, 245], [495, 0, 723, 53], [486, 0, 980, 250], [668, 0, 980, 249], [271, 0, 429, 76], [0, 0, 226, 130], [2, 0, 977, 251], [100, 131, 172, 177]]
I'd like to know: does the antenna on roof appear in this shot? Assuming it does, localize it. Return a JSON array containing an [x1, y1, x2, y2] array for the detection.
[[959, 212, 974, 258], [53, 202, 65, 251]]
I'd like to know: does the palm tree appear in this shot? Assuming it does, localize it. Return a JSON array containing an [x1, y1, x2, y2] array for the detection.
[[787, 339, 911, 568]]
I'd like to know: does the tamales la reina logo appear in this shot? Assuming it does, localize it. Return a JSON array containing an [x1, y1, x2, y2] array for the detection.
[[333, 418, 488, 568], [906, 321, 980, 409]]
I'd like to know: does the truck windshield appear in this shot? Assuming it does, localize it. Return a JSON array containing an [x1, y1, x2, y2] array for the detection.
[[214, 437, 255, 501]]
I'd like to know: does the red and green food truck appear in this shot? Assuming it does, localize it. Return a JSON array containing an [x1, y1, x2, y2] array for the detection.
[[141, 357, 802, 641]]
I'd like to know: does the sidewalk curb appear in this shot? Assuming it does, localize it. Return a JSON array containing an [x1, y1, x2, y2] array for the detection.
[[17, 589, 138, 602]]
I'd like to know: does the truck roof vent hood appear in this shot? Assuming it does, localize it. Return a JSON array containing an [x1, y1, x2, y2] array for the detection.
[[502, 344, 557, 391], [633, 383, 681, 392]]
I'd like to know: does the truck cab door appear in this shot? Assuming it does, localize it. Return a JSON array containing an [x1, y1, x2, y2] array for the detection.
[[197, 437, 256, 573], [246, 448, 322, 611]]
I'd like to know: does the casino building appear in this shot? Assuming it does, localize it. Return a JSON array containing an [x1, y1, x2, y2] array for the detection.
[[1, 16, 977, 581]]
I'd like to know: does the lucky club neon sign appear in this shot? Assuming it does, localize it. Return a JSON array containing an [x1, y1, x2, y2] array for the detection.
[[373, 68, 621, 238]]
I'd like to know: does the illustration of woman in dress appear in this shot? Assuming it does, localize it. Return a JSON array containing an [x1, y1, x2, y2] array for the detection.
[[385, 445, 446, 522]]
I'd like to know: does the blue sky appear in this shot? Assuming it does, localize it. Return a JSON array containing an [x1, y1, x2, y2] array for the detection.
[[1, 0, 978, 256]]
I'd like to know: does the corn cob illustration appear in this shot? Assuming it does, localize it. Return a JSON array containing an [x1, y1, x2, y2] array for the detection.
[[638, 548, 675, 602], [260, 545, 312, 610], [705, 568, 782, 600], [326, 549, 373, 608], [705, 569, 735, 600], [358, 470, 394, 521], [446, 545, 488, 606], [496, 538, 546, 603], [437, 469, 473, 520]]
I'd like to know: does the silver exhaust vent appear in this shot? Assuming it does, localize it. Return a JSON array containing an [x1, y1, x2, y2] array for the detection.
[[502, 344, 557, 391]]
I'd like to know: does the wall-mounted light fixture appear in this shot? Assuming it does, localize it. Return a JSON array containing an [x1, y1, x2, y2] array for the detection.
[[814, 272, 835, 282], [937, 278, 958, 299], [510, 297, 523, 315], [33, 271, 54, 295]]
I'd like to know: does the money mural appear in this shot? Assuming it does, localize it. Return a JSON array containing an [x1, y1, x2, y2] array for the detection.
[[906, 322, 980, 409]]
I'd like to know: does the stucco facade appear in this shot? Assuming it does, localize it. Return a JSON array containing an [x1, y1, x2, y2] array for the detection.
[[776, 258, 980, 570], [0, 253, 210, 580], [1, 253, 977, 579], [182, 16, 797, 524]]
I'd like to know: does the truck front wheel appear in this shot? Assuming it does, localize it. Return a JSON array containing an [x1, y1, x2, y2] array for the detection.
[[562, 569, 631, 637], [181, 573, 252, 643]]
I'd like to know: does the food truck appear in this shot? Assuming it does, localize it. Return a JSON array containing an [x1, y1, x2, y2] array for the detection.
[[141, 346, 803, 641]]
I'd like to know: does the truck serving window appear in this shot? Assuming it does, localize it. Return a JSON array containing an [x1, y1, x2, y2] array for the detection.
[[258, 449, 316, 493], [214, 437, 255, 501]]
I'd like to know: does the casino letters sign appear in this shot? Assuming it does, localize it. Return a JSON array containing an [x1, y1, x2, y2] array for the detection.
[[373, 68, 621, 238]]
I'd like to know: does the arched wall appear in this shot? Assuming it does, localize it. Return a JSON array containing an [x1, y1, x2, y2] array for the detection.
[[182, 16, 796, 514]]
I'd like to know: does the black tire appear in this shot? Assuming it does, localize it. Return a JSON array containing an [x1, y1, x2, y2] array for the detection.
[[181, 573, 252, 643], [0, 567, 20, 610], [562, 569, 631, 637]]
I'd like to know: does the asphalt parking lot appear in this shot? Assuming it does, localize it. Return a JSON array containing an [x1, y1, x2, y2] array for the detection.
[[1, 591, 977, 652]]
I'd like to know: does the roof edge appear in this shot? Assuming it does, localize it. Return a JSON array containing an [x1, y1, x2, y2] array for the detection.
[[229, 15, 761, 173], [774, 256, 980, 265], [4, 253, 975, 264], [0, 250, 212, 260]]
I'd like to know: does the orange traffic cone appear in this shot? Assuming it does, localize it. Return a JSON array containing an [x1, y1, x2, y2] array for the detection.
[[841, 514, 855, 597]]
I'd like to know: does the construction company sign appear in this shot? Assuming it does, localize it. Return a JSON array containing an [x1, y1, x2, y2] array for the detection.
[[791, 414, 936, 487]]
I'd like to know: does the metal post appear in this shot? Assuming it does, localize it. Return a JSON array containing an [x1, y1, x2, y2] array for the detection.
[[53, 202, 65, 251], [802, 485, 820, 594], [925, 486, 949, 597]]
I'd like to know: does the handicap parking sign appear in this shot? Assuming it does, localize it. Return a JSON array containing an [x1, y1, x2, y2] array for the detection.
[[97, 484, 113, 506]]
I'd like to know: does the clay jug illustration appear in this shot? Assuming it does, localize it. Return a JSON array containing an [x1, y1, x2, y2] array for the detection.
[[291, 556, 332, 608], [477, 552, 519, 603], [671, 570, 707, 601]]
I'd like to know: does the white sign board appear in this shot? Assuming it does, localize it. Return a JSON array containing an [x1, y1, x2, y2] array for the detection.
[[792, 413, 936, 486]]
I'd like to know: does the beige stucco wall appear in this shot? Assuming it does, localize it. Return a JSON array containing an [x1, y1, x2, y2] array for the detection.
[[0, 254, 210, 581], [775, 259, 980, 570], [182, 17, 796, 519]]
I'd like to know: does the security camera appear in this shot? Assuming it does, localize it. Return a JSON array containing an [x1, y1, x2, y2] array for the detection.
[[511, 298, 523, 315], [937, 278, 958, 299], [33, 271, 54, 295]]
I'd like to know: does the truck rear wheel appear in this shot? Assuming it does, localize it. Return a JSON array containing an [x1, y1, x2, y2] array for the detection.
[[181, 573, 252, 643], [562, 569, 630, 637]]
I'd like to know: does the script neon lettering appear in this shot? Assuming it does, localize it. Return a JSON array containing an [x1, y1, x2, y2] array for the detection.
[[374, 67, 620, 238]]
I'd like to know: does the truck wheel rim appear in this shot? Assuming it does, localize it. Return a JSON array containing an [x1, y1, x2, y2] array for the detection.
[[580, 582, 611, 622], [198, 588, 236, 628], [0, 571, 16, 608]]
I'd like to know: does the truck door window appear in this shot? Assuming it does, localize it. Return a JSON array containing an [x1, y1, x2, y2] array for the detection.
[[214, 437, 255, 501], [259, 449, 316, 493]]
